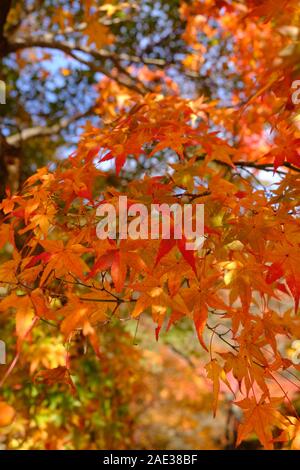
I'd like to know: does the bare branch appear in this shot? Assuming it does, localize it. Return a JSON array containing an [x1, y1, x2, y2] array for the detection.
[[196, 155, 300, 174], [7, 36, 148, 94], [7, 35, 207, 88], [6, 106, 94, 146]]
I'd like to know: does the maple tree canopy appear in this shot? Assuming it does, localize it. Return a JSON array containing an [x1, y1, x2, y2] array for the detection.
[[1, 0, 300, 451]]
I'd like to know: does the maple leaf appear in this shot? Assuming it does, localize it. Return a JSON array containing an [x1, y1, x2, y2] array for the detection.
[[37, 240, 90, 286], [205, 360, 221, 417], [265, 245, 300, 312], [154, 209, 198, 275], [155, 237, 197, 275], [245, 0, 293, 23], [59, 294, 109, 340], [84, 17, 114, 49], [30, 288, 55, 320], [0, 259, 19, 284], [131, 276, 190, 334], [0, 293, 35, 339], [34, 366, 76, 393], [236, 397, 289, 450], [194, 305, 208, 352], [88, 243, 147, 292], [265, 142, 300, 171], [206, 359, 235, 417]]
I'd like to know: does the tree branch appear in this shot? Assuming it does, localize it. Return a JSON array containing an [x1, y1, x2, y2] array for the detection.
[[0, 0, 12, 56], [234, 160, 300, 173], [0, 0, 12, 38], [7, 35, 208, 88], [8, 36, 168, 67], [7, 36, 148, 94], [6, 106, 95, 146], [196, 155, 300, 174]]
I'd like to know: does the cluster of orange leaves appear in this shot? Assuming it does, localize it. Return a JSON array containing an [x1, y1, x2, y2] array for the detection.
[[1, 0, 300, 449]]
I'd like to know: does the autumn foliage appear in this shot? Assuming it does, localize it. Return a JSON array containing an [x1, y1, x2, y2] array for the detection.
[[1, 0, 300, 450]]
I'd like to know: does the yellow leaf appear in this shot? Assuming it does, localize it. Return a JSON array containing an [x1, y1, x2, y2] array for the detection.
[[205, 360, 221, 417], [61, 68, 71, 76]]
